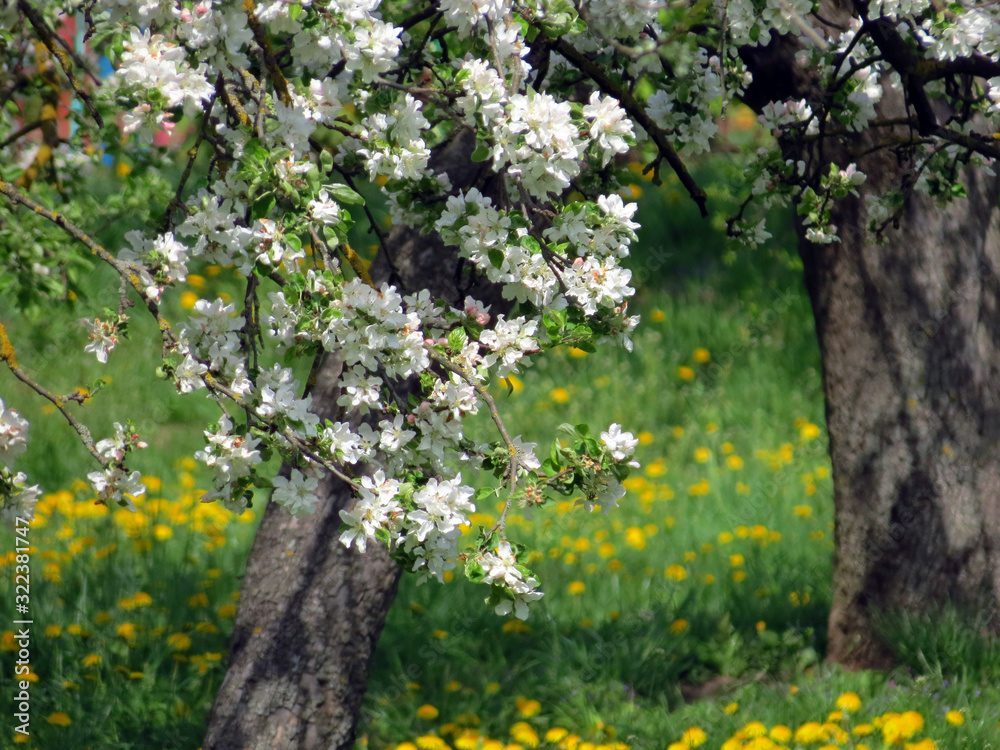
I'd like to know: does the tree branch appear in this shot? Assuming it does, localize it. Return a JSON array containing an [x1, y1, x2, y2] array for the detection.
[[541, 31, 709, 216]]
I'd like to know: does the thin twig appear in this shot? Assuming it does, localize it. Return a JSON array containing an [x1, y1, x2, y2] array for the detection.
[[0, 320, 104, 464]]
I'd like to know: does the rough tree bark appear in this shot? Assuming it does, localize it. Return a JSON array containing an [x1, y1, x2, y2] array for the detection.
[[739, 12, 1000, 668], [203, 131, 499, 749], [800, 156, 1000, 667]]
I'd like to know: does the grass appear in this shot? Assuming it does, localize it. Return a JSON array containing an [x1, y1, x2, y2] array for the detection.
[[1, 157, 999, 750]]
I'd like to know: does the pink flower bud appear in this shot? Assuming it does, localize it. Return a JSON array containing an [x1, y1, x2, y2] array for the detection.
[[476, 312, 491, 325]]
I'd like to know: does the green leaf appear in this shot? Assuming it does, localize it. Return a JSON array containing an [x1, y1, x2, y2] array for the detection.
[[470, 142, 492, 162], [448, 327, 468, 352], [252, 194, 275, 221], [325, 183, 366, 205]]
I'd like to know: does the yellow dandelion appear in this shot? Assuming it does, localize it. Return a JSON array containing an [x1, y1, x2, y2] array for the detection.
[[836, 692, 862, 712], [897, 711, 924, 738], [568, 581, 586, 595], [189, 592, 209, 608], [726, 455, 744, 470], [503, 375, 524, 395], [446, 680, 462, 692], [502, 620, 531, 634], [550, 387, 571, 404], [218, 604, 238, 618], [153, 524, 174, 541], [718, 532, 734, 544], [82, 654, 102, 668], [681, 727, 707, 747], [180, 291, 199, 309], [800, 423, 821, 440], [45, 625, 62, 638], [853, 724, 874, 736], [511, 721, 540, 748], [167, 633, 192, 651], [546, 728, 569, 743], [624, 527, 646, 550], [134, 592, 152, 607], [670, 619, 689, 634], [665, 565, 688, 581], [688, 479, 710, 496], [416, 705, 439, 720], [769, 726, 792, 743], [723, 702, 738, 715], [945, 711, 964, 727], [694, 447, 711, 463], [730, 554, 745, 567], [650, 309, 666, 322], [677, 366, 695, 381], [116, 623, 138, 640], [515, 697, 541, 718], [794, 722, 826, 744], [47, 712, 72, 726], [415, 735, 448, 750]]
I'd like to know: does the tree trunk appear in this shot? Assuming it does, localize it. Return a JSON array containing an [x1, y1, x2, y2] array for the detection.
[[204, 131, 499, 749], [799, 157, 1000, 668], [740, 0, 1000, 668], [201, 357, 402, 750]]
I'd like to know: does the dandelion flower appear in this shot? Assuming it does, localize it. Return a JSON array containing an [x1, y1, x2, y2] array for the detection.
[[416, 705, 439, 720], [836, 692, 862, 712]]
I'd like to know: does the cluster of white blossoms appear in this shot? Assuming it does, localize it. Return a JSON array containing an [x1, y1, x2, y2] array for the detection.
[[5, 0, 1000, 615], [113, 28, 214, 139], [87, 422, 148, 510], [0, 399, 38, 525]]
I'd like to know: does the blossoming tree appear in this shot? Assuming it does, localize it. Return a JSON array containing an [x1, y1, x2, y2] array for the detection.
[[2, 0, 1000, 745]]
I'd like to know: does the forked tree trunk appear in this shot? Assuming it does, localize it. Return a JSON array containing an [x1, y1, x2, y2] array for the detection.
[[203, 132, 497, 749], [799, 155, 1000, 667]]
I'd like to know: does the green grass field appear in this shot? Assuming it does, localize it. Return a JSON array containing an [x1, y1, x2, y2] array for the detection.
[[1, 160, 999, 750]]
